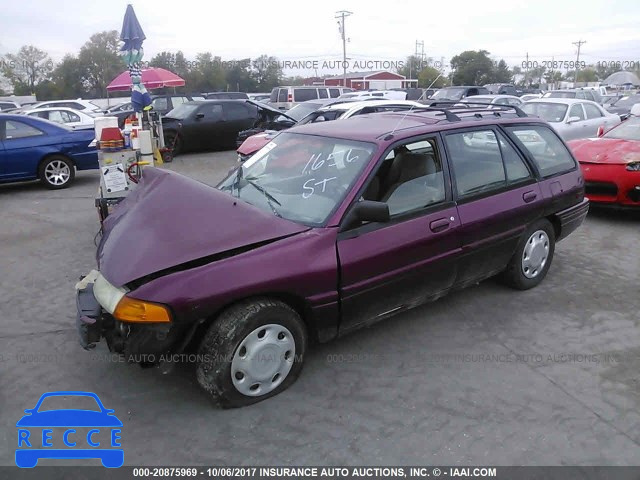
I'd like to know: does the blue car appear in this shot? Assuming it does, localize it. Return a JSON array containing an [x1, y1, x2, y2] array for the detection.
[[16, 391, 123, 468], [0, 114, 98, 189]]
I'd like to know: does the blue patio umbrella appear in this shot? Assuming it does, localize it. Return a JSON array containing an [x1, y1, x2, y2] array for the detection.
[[118, 4, 152, 112]]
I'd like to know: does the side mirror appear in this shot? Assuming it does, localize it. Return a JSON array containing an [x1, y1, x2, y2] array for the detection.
[[567, 116, 581, 124], [340, 200, 390, 232], [597, 126, 605, 137], [196, 113, 204, 119]]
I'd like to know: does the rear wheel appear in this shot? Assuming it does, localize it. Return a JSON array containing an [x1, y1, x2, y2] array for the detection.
[[196, 298, 307, 408], [39, 155, 75, 189], [502, 219, 555, 290]]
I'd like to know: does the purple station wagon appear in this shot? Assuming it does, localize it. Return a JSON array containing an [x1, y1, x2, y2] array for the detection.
[[76, 104, 589, 407]]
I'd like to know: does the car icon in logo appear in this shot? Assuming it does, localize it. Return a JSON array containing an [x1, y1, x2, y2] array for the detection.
[[16, 391, 123, 468]]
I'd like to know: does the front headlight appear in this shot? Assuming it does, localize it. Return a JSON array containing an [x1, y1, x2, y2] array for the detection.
[[626, 161, 640, 172], [93, 273, 126, 314]]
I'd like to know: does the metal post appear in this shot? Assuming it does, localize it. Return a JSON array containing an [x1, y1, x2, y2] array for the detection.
[[336, 10, 352, 88]]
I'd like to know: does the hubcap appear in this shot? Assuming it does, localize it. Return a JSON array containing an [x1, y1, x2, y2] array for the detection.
[[522, 230, 549, 279], [44, 160, 70, 185], [231, 324, 295, 397]]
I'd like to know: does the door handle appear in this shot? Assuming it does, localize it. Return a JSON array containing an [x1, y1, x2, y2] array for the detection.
[[429, 218, 450, 233], [522, 191, 537, 203]]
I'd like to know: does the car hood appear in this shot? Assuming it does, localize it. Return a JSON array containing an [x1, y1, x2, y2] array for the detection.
[[237, 132, 276, 155], [567, 138, 640, 164], [247, 100, 296, 122], [98, 168, 309, 287]]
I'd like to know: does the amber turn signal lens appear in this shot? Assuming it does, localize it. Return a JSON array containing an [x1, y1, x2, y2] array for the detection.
[[113, 296, 171, 323]]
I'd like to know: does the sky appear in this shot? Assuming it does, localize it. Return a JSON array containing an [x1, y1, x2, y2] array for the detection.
[[1, 0, 640, 77]]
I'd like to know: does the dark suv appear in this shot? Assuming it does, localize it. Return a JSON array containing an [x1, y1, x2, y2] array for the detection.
[[76, 103, 588, 407], [485, 83, 518, 95]]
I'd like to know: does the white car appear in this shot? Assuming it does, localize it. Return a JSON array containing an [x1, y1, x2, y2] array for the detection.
[[297, 99, 428, 124], [23, 99, 104, 115], [520, 94, 543, 102], [26, 107, 96, 129], [521, 98, 621, 141], [337, 90, 408, 101], [461, 94, 523, 106]]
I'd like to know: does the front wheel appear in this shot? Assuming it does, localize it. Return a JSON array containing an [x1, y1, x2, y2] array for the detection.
[[196, 298, 307, 408], [501, 219, 555, 290], [39, 156, 75, 189]]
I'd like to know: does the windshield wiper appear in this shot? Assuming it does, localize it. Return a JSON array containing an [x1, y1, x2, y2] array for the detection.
[[244, 176, 282, 217]]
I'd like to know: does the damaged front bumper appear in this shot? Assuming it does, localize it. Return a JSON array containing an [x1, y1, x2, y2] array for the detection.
[[75, 271, 187, 360]]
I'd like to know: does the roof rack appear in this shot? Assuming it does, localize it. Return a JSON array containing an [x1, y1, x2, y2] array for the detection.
[[425, 101, 528, 118]]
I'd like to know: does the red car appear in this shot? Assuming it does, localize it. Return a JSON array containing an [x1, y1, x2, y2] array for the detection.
[[568, 117, 640, 208]]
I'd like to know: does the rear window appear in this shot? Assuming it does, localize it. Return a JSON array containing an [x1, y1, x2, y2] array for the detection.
[[547, 91, 576, 99], [270, 88, 279, 102], [505, 125, 576, 178], [294, 88, 318, 102]]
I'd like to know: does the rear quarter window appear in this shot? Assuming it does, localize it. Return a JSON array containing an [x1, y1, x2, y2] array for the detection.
[[505, 125, 577, 178]]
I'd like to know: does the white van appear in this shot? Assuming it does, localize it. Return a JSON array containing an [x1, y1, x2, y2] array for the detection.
[[269, 86, 354, 110]]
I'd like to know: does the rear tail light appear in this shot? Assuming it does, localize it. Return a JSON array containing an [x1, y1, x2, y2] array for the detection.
[[288, 93, 293, 103]]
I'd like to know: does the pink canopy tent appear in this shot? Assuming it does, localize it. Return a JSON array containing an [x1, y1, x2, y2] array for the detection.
[[106, 67, 185, 91]]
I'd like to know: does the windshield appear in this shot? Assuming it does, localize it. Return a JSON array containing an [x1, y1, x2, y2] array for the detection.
[[286, 102, 324, 121], [603, 117, 640, 140], [165, 103, 198, 119], [431, 88, 466, 101], [521, 102, 568, 122], [296, 110, 345, 125], [217, 132, 376, 225], [613, 95, 640, 107]]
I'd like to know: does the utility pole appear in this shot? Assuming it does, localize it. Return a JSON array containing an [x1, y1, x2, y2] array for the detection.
[[573, 39, 586, 83], [335, 10, 353, 88]]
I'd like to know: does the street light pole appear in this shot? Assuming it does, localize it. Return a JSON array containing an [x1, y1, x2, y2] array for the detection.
[[335, 10, 352, 87]]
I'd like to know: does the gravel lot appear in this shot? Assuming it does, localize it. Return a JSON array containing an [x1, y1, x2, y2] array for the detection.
[[1, 150, 639, 467]]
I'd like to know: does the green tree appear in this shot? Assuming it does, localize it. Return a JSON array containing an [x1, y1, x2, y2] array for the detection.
[[51, 55, 86, 98], [449, 50, 495, 85], [492, 59, 513, 83], [78, 30, 122, 97], [251, 55, 283, 92], [397, 55, 431, 79], [576, 67, 597, 83], [224, 58, 255, 92], [148, 51, 176, 71], [1, 45, 53, 92], [418, 65, 446, 88]]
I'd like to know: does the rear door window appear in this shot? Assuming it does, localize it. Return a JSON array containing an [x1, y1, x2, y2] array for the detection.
[[584, 103, 603, 119], [278, 88, 288, 102], [317, 88, 328, 99], [294, 88, 318, 102], [152, 97, 169, 111], [223, 102, 250, 120], [505, 125, 577, 178], [329, 88, 340, 98], [199, 103, 223, 120]]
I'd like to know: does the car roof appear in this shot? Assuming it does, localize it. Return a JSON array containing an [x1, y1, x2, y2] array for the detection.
[[526, 98, 599, 105], [288, 108, 544, 143], [320, 99, 423, 111], [27, 106, 83, 112]]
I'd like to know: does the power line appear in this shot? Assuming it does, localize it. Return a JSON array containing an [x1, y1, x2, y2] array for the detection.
[[335, 10, 353, 87]]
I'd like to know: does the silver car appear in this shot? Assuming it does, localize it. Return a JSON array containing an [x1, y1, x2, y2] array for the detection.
[[521, 98, 620, 141], [461, 94, 523, 106]]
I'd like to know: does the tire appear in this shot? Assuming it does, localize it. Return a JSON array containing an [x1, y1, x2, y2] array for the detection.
[[196, 298, 307, 408], [502, 219, 555, 290], [164, 132, 182, 156], [38, 155, 75, 189]]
